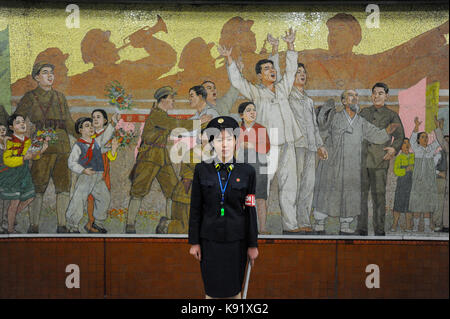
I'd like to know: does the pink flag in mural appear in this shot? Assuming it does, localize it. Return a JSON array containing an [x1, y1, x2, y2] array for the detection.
[[398, 77, 427, 139]]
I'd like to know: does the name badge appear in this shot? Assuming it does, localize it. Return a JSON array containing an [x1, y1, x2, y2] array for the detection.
[[245, 194, 256, 207]]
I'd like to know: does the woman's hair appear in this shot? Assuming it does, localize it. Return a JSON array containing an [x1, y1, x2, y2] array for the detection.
[[7, 114, 25, 135], [417, 132, 427, 144], [91, 109, 108, 126], [238, 101, 256, 125]]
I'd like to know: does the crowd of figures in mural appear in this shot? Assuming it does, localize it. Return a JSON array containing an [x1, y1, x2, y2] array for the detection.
[[0, 12, 448, 236]]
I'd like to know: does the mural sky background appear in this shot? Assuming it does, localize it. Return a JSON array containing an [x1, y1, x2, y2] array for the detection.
[[0, 3, 448, 85]]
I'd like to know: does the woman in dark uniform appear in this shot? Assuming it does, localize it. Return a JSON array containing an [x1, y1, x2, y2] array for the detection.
[[188, 116, 259, 299]]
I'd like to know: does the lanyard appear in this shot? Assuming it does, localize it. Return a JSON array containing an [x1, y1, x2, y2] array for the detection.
[[217, 170, 232, 216]]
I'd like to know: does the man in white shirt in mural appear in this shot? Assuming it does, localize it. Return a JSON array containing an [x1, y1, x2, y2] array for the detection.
[[267, 34, 328, 233], [219, 28, 308, 234]]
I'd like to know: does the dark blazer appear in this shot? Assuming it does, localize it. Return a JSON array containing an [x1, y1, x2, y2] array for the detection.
[[188, 160, 258, 248]]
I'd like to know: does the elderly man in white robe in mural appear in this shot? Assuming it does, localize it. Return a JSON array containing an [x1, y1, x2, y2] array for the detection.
[[312, 89, 400, 235]]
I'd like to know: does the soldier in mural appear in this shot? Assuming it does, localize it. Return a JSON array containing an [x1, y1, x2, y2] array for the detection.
[[220, 28, 310, 234], [313, 89, 399, 235], [158, 130, 211, 234], [11, 48, 70, 96], [356, 83, 405, 236], [126, 86, 208, 234], [14, 62, 77, 234], [67, 16, 177, 97]]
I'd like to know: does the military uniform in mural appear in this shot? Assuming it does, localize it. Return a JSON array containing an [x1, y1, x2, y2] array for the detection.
[[126, 86, 197, 233], [167, 152, 197, 234], [14, 62, 77, 233], [0, 105, 8, 125]]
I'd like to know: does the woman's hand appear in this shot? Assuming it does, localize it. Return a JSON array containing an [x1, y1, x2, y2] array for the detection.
[[111, 138, 119, 155], [414, 117, 422, 132], [189, 244, 201, 262], [247, 247, 259, 267], [112, 113, 121, 126]]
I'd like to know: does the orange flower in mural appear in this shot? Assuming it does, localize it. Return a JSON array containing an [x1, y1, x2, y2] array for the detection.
[[105, 80, 133, 111]]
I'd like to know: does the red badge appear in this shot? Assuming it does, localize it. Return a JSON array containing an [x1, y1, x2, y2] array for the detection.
[[245, 194, 256, 207]]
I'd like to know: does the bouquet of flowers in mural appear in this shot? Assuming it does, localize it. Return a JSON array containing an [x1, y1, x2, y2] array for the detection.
[[105, 80, 133, 112], [30, 128, 58, 152], [112, 119, 139, 148]]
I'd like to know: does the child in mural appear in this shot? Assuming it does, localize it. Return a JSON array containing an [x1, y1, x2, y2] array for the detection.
[[0, 114, 49, 233], [408, 117, 440, 233], [237, 101, 271, 234], [391, 138, 415, 232], [65, 117, 116, 233], [85, 109, 120, 233], [0, 122, 8, 233]]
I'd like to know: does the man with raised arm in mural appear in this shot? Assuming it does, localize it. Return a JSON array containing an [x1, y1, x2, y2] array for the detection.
[[219, 28, 309, 235]]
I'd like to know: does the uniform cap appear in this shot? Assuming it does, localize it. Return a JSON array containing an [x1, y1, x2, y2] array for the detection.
[[32, 61, 55, 79], [154, 86, 177, 101], [204, 116, 240, 142]]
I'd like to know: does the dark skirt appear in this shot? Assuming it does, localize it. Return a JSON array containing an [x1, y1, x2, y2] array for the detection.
[[200, 238, 248, 298], [0, 161, 35, 201], [393, 171, 413, 213]]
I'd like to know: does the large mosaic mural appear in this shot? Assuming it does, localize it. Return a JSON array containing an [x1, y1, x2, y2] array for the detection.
[[0, 2, 448, 236]]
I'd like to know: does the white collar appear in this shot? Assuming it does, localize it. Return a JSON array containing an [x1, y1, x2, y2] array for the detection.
[[13, 134, 25, 141]]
